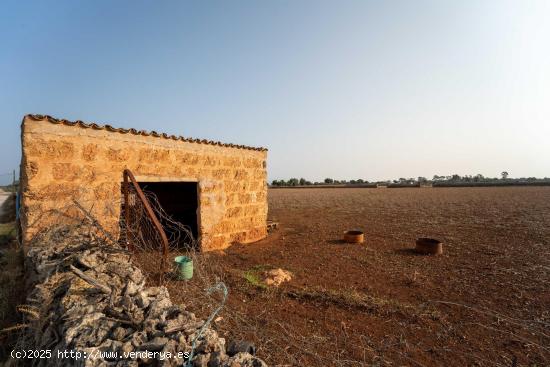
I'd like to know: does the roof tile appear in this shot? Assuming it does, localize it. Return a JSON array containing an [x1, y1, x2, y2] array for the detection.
[[25, 114, 267, 152]]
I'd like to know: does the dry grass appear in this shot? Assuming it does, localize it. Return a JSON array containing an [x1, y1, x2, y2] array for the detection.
[[0, 222, 16, 246], [0, 212, 24, 362], [0, 222, 14, 234], [0, 246, 24, 362], [285, 287, 438, 318], [0, 193, 15, 224], [0, 248, 23, 321], [0, 221, 20, 319]]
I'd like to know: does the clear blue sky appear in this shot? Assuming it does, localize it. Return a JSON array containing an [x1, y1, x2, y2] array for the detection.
[[1, 0, 549, 185]]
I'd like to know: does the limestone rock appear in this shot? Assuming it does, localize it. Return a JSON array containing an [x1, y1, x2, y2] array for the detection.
[[263, 268, 292, 287], [21, 225, 268, 367], [223, 353, 268, 367], [139, 336, 169, 351]]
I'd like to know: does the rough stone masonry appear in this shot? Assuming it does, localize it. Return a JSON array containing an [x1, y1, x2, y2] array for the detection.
[[19, 114, 268, 251], [22, 224, 267, 367]]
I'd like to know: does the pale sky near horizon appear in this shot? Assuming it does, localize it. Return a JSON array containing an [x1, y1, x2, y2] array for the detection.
[[1, 0, 549, 185]]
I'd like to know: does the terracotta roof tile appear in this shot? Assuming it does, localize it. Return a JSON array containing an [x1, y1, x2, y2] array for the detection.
[[25, 114, 268, 152]]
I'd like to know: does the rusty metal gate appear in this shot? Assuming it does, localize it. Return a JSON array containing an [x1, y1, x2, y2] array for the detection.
[[121, 169, 197, 284], [121, 169, 169, 283]]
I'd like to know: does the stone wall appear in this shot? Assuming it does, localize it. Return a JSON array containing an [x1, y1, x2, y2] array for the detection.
[[23, 224, 267, 367], [20, 115, 268, 251]]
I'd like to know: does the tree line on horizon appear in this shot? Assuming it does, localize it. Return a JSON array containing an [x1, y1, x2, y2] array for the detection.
[[271, 172, 550, 187], [271, 177, 372, 186]]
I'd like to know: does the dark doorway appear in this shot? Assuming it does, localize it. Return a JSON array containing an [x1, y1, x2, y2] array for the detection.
[[138, 181, 199, 245]]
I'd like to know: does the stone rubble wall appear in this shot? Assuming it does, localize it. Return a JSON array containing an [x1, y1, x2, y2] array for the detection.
[[23, 225, 267, 367], [20, 116, 268, 251]]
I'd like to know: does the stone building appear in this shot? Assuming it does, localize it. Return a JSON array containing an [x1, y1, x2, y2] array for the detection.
[[20, 114, 268, 251]]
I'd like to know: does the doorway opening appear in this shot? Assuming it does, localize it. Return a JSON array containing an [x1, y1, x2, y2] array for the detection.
[[137, 181, 199, 249]]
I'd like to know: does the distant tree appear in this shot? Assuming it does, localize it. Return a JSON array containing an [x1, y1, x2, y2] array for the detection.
[[357, 179, 364, 184], [501, 171, 509, 180], [299, 178, 307, 186], [451, 174, 461, 181], [418, 176, 427, 183], [350, 180, 357, 184], [474, 174, 484, 182], [324, 178, 334, 184], [288, 178, 299, 186]]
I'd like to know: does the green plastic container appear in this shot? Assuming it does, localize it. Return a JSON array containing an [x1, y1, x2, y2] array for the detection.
[[174, 256, 193, 280]]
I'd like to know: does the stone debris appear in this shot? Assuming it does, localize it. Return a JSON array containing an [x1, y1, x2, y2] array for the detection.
[[263, 269, 292, 287], [266, 221, 279, 233], [22, 225, 267, 367], [226, 341, 256, 357]]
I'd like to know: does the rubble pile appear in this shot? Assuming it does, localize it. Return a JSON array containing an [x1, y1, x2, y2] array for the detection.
[[23, 225, 267, 367]]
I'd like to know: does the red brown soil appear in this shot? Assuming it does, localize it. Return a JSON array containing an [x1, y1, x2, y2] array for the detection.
[[176, 187, 550, 366]]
